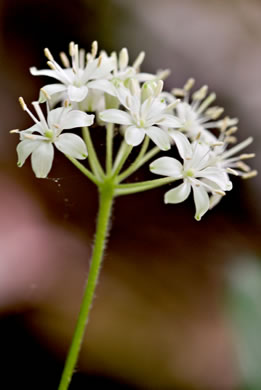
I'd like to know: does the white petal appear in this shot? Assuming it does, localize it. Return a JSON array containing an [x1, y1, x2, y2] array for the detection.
[[150, 156, 183, 177], [39, 84, 67, 102], [20, 123, 44, 136], [17, 140, 40, 167], [198, 167, 232, 191], [30, 67, 66, 83], [68, 85, 89, 102], [146, 126, 171, 151], [164, 181, 191, 204], [192, 185, 210, 221], [61, 110, 94, 129], [88, 80, 117, 96], [157, 114, 182, 128], [31, 142, 54, 178], [55, 133, 87, 159], [125, 126, 145, 146], [169, 130, 192, 160], [47, 107, 94, 130], [100, 109, 132, 125]]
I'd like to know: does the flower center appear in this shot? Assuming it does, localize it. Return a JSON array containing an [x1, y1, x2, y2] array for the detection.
[[184, 169, 195, 177], [44, 129, 54, 140]]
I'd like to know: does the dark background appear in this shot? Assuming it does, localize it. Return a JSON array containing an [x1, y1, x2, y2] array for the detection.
[[0, 1, 260, 389]]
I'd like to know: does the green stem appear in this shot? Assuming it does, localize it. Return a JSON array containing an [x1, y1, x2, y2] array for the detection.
[[66, 155, 100, 186], [57, 184, 114, 390], [117, 136, 150, 182], [106, 123, 114, 175], [82, 127, 105, 180], [115, 177, 176, 196], [112, 141, 132, 177], [135, 146, 161, 170]]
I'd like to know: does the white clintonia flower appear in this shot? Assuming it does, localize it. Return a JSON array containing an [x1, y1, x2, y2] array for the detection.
[[30, 41, 114, 104], [99, 79, 183, 150], [150, 138, 232, 220], [13, 98, 94, 178]]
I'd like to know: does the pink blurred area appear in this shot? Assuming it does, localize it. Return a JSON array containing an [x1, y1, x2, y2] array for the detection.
[[0, 1, 260, 389]]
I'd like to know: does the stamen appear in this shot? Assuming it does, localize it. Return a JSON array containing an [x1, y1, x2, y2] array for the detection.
[[239, 153, 255, 160], [44, 48, 54, 61], [79, 49, 85, 69], [97, 54, 103, 67], [91, 41, 98, 58], [64, 99, 70, 108], [211, 142, 224, 147], [197, 92, 216, 114], [10, 129, 20, 134], [226, 167, 239, 176], [206, 107, 224, 120], [119, 48, 129, 71], [155, 80, 163, 97], [215, 190, 226, 196], [171, 88, 185, 97], [225, 126, 238, 136], [192, 85, 208, 101], [157, 69, 171, 80], [47, 61, 56, 70], [184, 78, 195, 92], [69, 41, 75, 57], [242, 170, 258, 179], [19, 97, 27, 110], [32, 101, 48, 128], [225, 136, 237, 144], [236, 161, 250, 172], [41, 88, 51, 100], [133, 51, 145, 70], [60, 52, 70, 68]]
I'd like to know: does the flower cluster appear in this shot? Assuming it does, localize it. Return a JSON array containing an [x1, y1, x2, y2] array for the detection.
[[11, 41, 257, 220]]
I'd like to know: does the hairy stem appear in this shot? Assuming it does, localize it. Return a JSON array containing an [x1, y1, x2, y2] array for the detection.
[[57, 184, 114, 390]]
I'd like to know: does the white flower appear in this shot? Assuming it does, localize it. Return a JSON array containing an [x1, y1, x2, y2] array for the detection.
[[150, 139, 232, 220], [88, 47, 170, 97], [99, 79, 182, 150], [167, 79, 238, 145], [14, 98, 94, 178], [30, 41, 114, 105], [210, 136, 257, 179]]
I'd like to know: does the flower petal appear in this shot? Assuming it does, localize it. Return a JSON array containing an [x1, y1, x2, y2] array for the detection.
[[100, 109, 132, 125], [125, 126, 145, 146], [17, 139, 40, 167], [157, 114, 182, 128], [61, 110, 94, 129], [88, 80, 117, 96], [192, 185, 209, 221], [30, 67, 66, 83], [68, 85, 89, 102], [39, 84, 67, 102], [150, 156, 183, 177], [48, 107, 94, 130], [169, 130, 192, 160], [31, 142, 54, 178], [198, 167, 232, 191], [55, 133, 87, 159], [146, 126, 171, 151], [164, 181, 191, 204]]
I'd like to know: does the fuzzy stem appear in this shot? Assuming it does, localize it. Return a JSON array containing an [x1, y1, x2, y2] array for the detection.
[[57, 184, 114, 390]]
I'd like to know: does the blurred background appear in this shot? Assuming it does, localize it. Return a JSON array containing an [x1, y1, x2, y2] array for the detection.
[[0, 0, 261, 389]]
